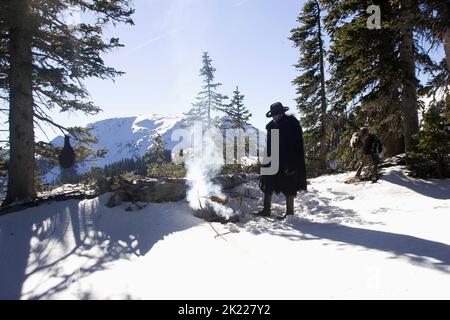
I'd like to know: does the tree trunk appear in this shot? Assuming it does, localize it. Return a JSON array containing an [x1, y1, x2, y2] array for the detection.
[[207, 80, 211, 126], [444, 28, 450, 73], [440, 1, 450, 74], [378, 1, 405, 157], [433, 0, 450, 72], [317, 0, 328, 171], [5, 0, 36, 204], [399, 0, 419, 151], [383, 135, 405, 157]]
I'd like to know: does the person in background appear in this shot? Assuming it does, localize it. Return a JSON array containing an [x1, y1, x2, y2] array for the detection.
[[348, 127, 383, 183]]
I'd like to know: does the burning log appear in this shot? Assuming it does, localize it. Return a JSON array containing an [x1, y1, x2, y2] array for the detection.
[[209, 195, 230, 206], [194, 194, 239, 223]]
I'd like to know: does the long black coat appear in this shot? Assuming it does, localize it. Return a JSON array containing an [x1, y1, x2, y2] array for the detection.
[[260, 114, 307, 196]]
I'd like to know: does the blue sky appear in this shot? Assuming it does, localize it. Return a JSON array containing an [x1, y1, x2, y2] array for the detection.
[[32, 0, 444, 142], [36, 0, 306, 141]]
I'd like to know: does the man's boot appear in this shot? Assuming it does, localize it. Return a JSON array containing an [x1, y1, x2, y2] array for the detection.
[[371, 161, 379, 183], [286, 195, 295, 216], [257, 193, 272, 216]]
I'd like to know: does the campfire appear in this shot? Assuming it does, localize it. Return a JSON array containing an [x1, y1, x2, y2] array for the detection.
[[209, 195, 229, 206], [194, 194, 239, 223], [185, 125, 240, 223]]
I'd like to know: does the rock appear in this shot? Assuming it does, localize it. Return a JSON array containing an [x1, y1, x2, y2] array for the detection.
[[106, 177, 187, 207], [213, 173, 247, 189], [106, 173, 248, 208], [246, 173, 260, 181], [106, 189, 130, 208], [135, 179, 187, 203], [96, 176, 114, 194], [125, 202, 148, 212], [379, 153, 407, 168]]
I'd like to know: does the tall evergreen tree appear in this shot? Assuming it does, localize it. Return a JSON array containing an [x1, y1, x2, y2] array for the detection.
[[325, 0, 447, 158], [407, 100, 450, 178], [146, 133, 167, 165], [324, 0, 406, 157], [186, 52, 227, 125], [421, 0, 449, 73], [415, 0, 449, 100], [0, 1, 7, 105], [221, 86, 252, 164], [223, 86, 252, 130], [1, 0, 134, 203], [291, 0, 329, 171], [398, 0, 420, 151]]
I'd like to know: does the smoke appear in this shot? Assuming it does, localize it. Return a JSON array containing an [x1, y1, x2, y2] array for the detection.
[[185, 123, 235, 219]]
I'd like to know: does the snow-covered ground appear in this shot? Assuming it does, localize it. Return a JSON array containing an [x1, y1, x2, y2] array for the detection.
[[1, 166, 449, 300]]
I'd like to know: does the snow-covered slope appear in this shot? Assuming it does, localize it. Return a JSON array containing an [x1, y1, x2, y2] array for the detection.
[[45, 114, 264, 181], [48, 115, 187, 176], [1, 166, 449, 299]]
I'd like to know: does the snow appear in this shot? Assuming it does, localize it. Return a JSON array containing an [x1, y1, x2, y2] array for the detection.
[[1, 166, 449, 299]]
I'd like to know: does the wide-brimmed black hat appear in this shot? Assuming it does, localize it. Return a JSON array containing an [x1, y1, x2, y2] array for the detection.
[[266, 102, 289, 118]]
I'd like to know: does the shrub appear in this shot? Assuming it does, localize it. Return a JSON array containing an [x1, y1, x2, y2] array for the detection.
[[407, 100, 450, 179]]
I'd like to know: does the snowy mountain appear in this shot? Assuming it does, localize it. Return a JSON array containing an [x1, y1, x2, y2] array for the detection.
[[45, 114, 264, 181]]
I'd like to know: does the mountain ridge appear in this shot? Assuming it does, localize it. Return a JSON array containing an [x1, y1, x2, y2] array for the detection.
[[45, 114, 264, 182]]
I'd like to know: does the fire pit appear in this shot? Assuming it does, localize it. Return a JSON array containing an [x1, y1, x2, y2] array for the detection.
[[194, 194, 240, 223]]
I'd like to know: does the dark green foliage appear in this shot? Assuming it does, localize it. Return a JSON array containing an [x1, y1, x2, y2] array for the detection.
[[416, 0, 449, 73], [1, 0, 134, 137], [0, 0, 134, 201], [220, 163, 260, 175], [145, 133, 186, 178], [407, 100, 450, 178], [103, 156, 148, 177], [35, 134, 107, 186], [291, 0, 329, 172], [327, 109, 366, 171], [186, 52, 227, 124], [145, 134, 168, 164], [323, 0, 405, 158], [0, 148, 7, 176], [220, 86, 253, 163], [51, 133, 182, 184], [222, 86, 252, 130], [147, 163, 186, 179], [0, 148, 7, 193]]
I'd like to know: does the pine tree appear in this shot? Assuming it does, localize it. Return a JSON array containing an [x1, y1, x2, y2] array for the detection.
[[186, 52, 227, 124], [398, 0, 420, 151], [291, 0, 329, 172], [0, 1, 7, 105], [415, 0, 449, 100], [223, 86, 252, 130], [221, 86, 252, 163], [325, 0, 448, 158], [420, 0, 449, 73], [407, 100, 450, 178], [324, 0, 406, 158], [145, 133, 185, 178], [1, 0, 134, 204], [147, 134, 167, 165]]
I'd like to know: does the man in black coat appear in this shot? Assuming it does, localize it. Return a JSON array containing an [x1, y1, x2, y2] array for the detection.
[[258, 102, 307, 217]]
